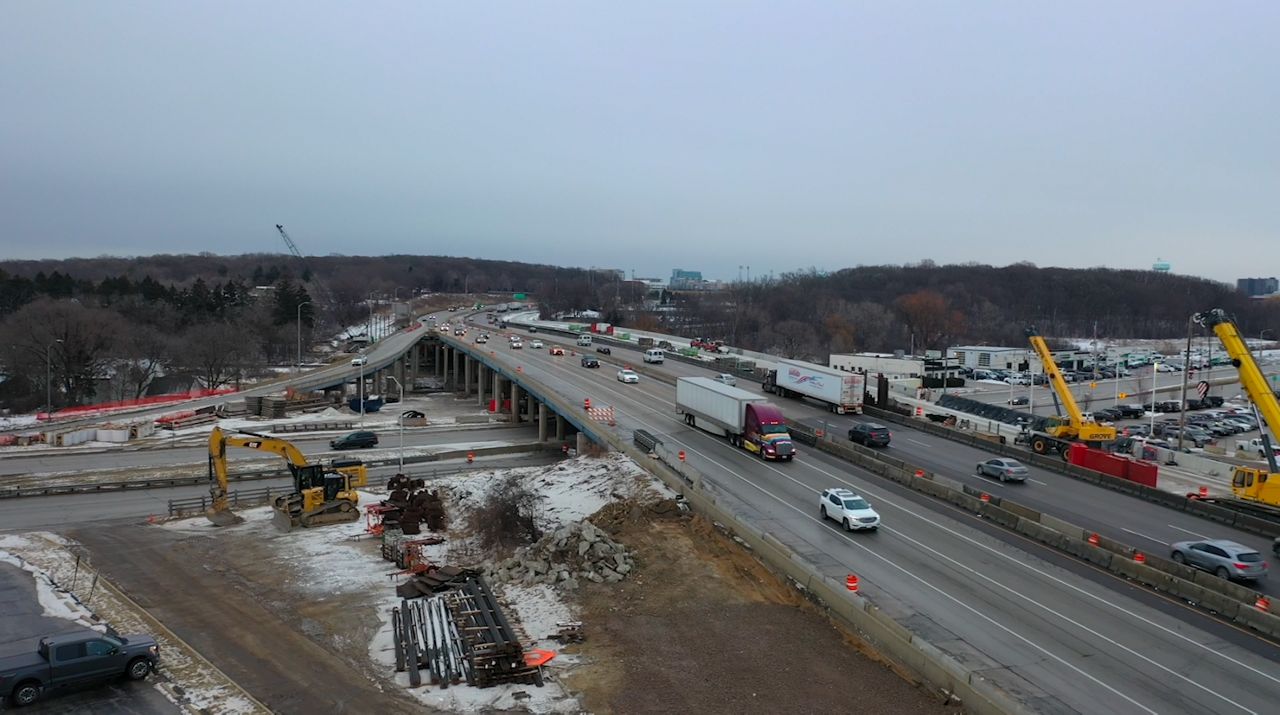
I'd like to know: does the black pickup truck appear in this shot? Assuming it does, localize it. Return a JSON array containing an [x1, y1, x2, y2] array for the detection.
[[0, 630, 159, 707]]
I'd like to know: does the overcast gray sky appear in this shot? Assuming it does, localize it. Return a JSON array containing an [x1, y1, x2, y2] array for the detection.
[[2, 1, 1277, 283]]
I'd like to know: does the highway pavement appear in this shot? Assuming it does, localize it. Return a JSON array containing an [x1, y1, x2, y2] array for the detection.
[[451, 328, 1280, 714], [0, 423, 538, 477]]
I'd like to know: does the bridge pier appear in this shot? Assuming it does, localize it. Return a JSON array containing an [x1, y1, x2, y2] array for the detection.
[[538, 402, 548, 441], [463, 356, 473, 397]]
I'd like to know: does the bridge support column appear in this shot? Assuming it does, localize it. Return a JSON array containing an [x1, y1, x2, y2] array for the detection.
[[493, 371, 503, 413], [538, 402, 548, 441], [453, 350, 463, 393], [477, 363, 487, 406], [555, 414, 565, 441], [510, 383, 521, 423], [463, 357, 473, 397], [576, 432, 588, 454]]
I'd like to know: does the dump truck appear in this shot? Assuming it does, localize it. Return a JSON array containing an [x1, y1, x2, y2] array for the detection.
[[676, 377, 796, 460], [762, 359, 864, 414]]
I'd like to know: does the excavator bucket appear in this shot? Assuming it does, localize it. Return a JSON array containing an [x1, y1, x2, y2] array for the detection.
[[206, 507, 245, 527]]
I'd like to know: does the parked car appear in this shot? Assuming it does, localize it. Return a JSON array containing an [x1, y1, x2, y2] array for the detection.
[[1008, 396, 1029, 406], [0, 630, 159, 707], [331, 430, 378, 450], [713, 373, 737, 386], [976, 458, 1029, 483], [596, 346, 612, 355], [1171, 539, 1268, 582], [1006, 374, 1031, 386], [616, 369, 639, 383], [1116, 404, 1145, 419], [848, 423, 891, 447], [549, 346, 565, 356], [350, 356, 368, 366], [581, 356, 600, 368], [818, 488, 880, 531]]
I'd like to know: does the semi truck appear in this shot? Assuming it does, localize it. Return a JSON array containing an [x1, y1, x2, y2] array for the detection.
[[762, 359, 864, 414], [676, 377, 796, 461]]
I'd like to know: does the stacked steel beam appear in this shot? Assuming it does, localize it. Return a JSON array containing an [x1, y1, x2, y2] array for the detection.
[[449, 576, 544, 688]]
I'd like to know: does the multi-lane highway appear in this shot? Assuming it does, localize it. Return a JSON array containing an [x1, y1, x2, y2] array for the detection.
[[451, 316, 1280, 714], [0, 424, 536, 477]]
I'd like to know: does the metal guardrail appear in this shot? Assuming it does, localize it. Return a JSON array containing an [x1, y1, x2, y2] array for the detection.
[[0, 445, 552, 500]]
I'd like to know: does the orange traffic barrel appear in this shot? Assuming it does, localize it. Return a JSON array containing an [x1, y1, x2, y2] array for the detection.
[[1134, 552, 1146, 564], [979, 493, 991, 503], [467, 452, 475, 463], [584, 398, 591, 410], [1088, 532, 1100, 546], [678, 450, 686, 462], [914, 469, 925, 478], [1198, 486, 1209, 499], [846, 574, 859, 592], [1256, 595, 1271, 612]]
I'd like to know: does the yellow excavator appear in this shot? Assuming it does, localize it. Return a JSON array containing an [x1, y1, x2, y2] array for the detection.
[[206, 426, 369, 531], [1192, 309, 1280, 513], [1015, 326, 1117, 457]]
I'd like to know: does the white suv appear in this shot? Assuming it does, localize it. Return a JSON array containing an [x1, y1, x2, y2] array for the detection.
[[819, 488, 880, 531]]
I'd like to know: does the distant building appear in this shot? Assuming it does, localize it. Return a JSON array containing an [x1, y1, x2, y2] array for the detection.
[[1237, 277, 1279, 296], [949, 346, 1028, 371]]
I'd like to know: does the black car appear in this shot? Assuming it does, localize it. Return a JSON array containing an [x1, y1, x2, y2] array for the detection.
[[331, 430, 378, 450], [1116, 404, 1145, 419], [848, 423, 891, 447], [1093, 408, 1122, 422], [581, 356, 600, 368], [596, 346, 612, 355]]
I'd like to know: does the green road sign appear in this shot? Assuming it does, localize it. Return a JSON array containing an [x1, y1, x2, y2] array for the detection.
[[513, 293, 527, 300]]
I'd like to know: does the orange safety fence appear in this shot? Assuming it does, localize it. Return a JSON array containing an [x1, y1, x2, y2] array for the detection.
[[38, 388, 239, 422]]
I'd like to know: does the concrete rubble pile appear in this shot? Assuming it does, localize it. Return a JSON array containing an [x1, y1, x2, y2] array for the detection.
[[488, 519, 633, 590]]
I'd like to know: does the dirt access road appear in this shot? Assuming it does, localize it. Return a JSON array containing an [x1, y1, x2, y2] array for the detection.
[[68, 520, 419, 715], [564, 505, 957, 714]]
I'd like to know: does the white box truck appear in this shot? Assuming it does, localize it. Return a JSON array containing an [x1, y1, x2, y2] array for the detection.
[[762, 359, 864, 414], [675, 377, 795, 460]]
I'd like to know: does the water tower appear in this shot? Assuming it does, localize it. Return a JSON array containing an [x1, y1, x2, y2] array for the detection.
[[1152, 257, 1171, 273]]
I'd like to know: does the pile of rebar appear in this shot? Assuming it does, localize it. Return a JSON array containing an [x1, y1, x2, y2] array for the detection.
[[449, 576, 543, 688], [393, 595, 467, 687]]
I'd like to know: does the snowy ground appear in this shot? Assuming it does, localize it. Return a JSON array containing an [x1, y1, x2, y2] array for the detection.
[[163, 452, 671, 713], [0, 532, 263, 714]]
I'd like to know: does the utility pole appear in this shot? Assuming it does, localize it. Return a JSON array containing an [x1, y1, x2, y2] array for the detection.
[[45, 338, 63, 418], [1176, 315, 1194, 452], [387, 376, 404, 471], [296, 300, 311, 375]]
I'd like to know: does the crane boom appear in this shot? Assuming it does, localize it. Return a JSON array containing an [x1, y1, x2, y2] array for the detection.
[[275, 223, 337, 310], [1025, 327, 1116, 443], [1193, 309, 1280, 476]]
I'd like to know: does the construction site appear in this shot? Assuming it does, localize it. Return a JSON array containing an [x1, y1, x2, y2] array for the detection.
[[2, 433, 956, 714]]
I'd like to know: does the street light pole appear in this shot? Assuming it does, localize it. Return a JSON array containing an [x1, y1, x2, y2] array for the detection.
[[45, 338, 63, 418], [1176, 315, 1194, 452], [386, 376, 405, 471], [368, 291, 377, 343], [1150, 362, 1159, 437], [296, 300, 311, 375], [358, 358, 365, 427]]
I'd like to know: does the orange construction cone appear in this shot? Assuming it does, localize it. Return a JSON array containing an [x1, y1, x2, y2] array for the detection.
[[1088, 532, 1100, 546], [1256, 595, 1271, 612], [1134, 552, 1146, 564], [846, 574, 859, 592], [467, 452, 475, 464]]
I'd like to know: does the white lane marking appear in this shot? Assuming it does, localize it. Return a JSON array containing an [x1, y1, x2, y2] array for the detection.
[[1169, 524, 1211, 540], [1027, 478, 1049, 485], [1121, 528, 1170, 546], [534, 357, 1276, 708], [906, 438, 930, 447]]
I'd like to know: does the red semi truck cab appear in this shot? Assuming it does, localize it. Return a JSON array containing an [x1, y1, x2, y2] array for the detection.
[[743, 403, 795, 460]]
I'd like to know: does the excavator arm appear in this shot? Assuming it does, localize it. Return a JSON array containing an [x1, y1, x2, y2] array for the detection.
[[206, 427, 317, 526], [1025, 327, 1115, 443]]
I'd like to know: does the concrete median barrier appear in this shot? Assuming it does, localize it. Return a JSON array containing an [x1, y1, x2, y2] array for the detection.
[[1039, 514, 1085, 540], [1233, 606, 1280, 639]]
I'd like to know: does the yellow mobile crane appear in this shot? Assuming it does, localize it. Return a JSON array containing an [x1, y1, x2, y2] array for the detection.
[[1015, 326, 1117, 457], [205, 426, 368, 530], [1192, 309, 1280, 515]]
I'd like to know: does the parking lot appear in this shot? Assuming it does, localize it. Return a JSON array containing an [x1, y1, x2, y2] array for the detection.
[[0, 562, 176, 713]]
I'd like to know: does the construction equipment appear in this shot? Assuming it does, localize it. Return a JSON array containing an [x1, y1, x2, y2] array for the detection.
[[1190, 309, 1280, 517], [1015, 327, 1116, 457], [205, 426, 368, 530]]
